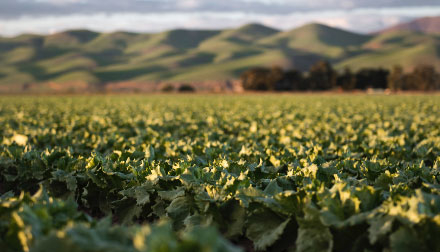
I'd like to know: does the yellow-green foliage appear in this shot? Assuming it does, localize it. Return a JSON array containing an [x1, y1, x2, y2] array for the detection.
[[0, 95, 440, 251]]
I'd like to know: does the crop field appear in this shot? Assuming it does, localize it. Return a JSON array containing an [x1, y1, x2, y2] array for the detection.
[[1, 95, 440, 252]]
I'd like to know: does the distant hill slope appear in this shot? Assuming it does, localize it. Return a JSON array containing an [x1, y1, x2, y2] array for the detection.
[[377, 16, 440, 34], [259, 23, 372, 59], [337, 30, 440, 71], [1, 19, 440, 92]]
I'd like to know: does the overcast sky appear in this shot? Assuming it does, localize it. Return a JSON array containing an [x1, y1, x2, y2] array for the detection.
[[1, 0, 440, 36]]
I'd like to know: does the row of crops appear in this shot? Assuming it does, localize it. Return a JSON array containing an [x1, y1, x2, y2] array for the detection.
[[1, 95, 440, 251]]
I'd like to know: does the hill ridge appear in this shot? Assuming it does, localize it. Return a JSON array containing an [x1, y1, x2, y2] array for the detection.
[[1, 19, 440, 92], [377, 16, 440, 34]]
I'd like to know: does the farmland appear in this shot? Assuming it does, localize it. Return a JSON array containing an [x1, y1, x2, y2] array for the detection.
[[1, 95, 440, 251]]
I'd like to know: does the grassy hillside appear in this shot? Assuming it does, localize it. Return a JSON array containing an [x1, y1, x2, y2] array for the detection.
[[338, 31, 440, 71], [259, 23, 371, 59], [377, 16, 440, 34], [1, 21, 440, 92]]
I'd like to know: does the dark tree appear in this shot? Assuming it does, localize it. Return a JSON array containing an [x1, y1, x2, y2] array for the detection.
[[239, 62, 439, 92], [240, 66, 285, 91], [275, 69, 303, 91], [307, 61, 337, 90], [267, 66, 285, 90], [178, 84, 195, 92], [401, 74, 417, 90], [240, 67, 272, 90], [336, 67, 356, 91], [388, 65, 405, 91], [355, 68, 389, 90], [161, 84, 175, 92], [411, 65, 439, 91]]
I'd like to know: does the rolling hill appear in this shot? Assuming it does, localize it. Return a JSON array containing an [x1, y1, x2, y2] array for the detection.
[[337, 30, 440, 71], [377, 16, 440, 34], [1, 19, 440, 92], [259, 23, 372, 59]]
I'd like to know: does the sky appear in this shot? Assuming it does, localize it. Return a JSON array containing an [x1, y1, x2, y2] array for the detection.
[[0, 0, 440, 36]]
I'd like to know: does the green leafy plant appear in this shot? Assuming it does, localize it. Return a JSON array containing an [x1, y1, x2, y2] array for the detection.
[[1, 95, 439, 251]]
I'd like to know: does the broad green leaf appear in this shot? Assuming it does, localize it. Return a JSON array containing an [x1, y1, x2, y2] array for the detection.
[[296, 206, 333, 252], [246, 208, 290, 250], [390, 227, 423, 252]]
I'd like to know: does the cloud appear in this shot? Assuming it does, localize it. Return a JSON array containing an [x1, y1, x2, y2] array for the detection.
[[1, 6, 440, 37], [1, 1, 440, 36], [176, 0, 202, 9], [2, 0, 440, 18], [34, 0, 87, 4]]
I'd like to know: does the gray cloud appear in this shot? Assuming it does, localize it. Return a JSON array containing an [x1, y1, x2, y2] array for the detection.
[[1, 0, 440, 18], [1, 0, 440, 36]]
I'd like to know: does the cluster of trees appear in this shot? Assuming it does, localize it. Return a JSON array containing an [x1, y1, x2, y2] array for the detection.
[[161, 84, 196, 92], [388, 65, 440, 91], [240, 61, 440, 91]]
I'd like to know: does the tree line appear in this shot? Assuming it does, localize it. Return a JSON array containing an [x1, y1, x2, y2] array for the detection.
[[240, 61, 440, 91]]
